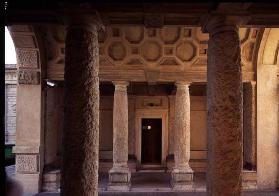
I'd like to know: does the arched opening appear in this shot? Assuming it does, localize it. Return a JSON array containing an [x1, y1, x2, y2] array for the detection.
[[4, 26, 17, 167]]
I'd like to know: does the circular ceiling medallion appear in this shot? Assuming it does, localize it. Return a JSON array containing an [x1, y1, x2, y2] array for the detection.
[[124, 26, 144, 44], [108, 42, 126, 61], [141, 41, 162, 61], [176, 41, 195, 62], [160, 27, 180, 44]]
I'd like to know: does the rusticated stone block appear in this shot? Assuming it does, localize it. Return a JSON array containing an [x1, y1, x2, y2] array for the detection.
[[16, 154, 38, 173], [18, 70, 40, 85]]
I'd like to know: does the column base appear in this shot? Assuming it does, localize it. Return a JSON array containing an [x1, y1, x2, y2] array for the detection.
[[107, 166, 131, 191], [171, 167, 194, 191]]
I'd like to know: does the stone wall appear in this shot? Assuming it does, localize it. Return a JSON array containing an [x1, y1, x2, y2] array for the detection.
[[45, 87, 64, 165]]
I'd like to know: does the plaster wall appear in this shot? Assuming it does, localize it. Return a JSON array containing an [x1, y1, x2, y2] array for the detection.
[[45, 87, 64, 165]]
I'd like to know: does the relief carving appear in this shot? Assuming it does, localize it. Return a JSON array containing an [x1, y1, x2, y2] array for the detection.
[[18, 70, 40, 85], [16, 154, 38, 173], [16, 49, 38, 68]]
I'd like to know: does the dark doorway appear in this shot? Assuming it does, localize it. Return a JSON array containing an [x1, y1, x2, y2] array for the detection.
[[141, 118, 162, 164]]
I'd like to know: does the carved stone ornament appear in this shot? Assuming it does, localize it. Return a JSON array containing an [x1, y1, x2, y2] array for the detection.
[[18, 70, 40, 85], [16, 154, 38, 173], [17, 49, 39, 68]]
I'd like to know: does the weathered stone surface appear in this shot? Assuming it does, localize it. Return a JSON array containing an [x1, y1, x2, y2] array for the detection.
[[172, 81, 193, 190], [61, 23, 100, 196], [243, 81, 256, 170], [206, 17, 243, 196], [108, 81, 131, 190]]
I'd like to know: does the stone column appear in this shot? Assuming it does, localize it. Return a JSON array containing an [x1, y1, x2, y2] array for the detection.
[[61, 15, 101, 196], [108, 81, 131, 191], [204, 16, 243, 196], [243, 81, 256, 170], [171, 81, 193, 190]]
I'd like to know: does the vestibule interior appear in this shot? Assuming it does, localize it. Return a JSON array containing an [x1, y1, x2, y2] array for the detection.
[[44, 82, 208, 173], [45, 80, 258, 175]]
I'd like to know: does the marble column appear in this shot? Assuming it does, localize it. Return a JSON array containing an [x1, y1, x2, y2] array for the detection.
[[108, 81, 131, 191], [62, 16, 101, 196], [204, 16, 243, 196], [243, 81, 256, 170], [171, 81, 193, 190]]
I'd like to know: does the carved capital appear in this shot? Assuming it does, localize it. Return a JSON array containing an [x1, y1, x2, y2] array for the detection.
[[201, 14, 249, 36], [175, 81, 191, 89], [62, 10, 104, 32], [113, 81, 129, 92]]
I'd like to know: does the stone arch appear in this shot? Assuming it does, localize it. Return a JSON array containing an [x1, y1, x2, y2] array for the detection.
[[8, 25, 46, 78], [257, 28, 279, 66], [7, 25, 46, 193], [256, 28, 279, 189]]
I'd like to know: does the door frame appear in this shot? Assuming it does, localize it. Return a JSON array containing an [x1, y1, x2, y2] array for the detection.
[[135, 109, 168, 167]]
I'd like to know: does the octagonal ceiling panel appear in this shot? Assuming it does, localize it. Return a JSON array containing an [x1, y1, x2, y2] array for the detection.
[[160, 27, 180, 44], [176, 41, 196, 62], [108, 41, 127, 61], [141, 40, 162, 62], [124, 26, 144, 44]]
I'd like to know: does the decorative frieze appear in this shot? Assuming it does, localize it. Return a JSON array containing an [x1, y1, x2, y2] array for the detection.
[[18, 70, 40, 85], [16, 154, 39, 173]]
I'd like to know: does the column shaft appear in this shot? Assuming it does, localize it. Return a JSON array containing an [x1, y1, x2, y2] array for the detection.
[[108, 81, 131, 191], [171, 81, 193, 190], [243, 81, 256, 170], [62, 24, 99, 196], [206, 18, 243, 196]]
